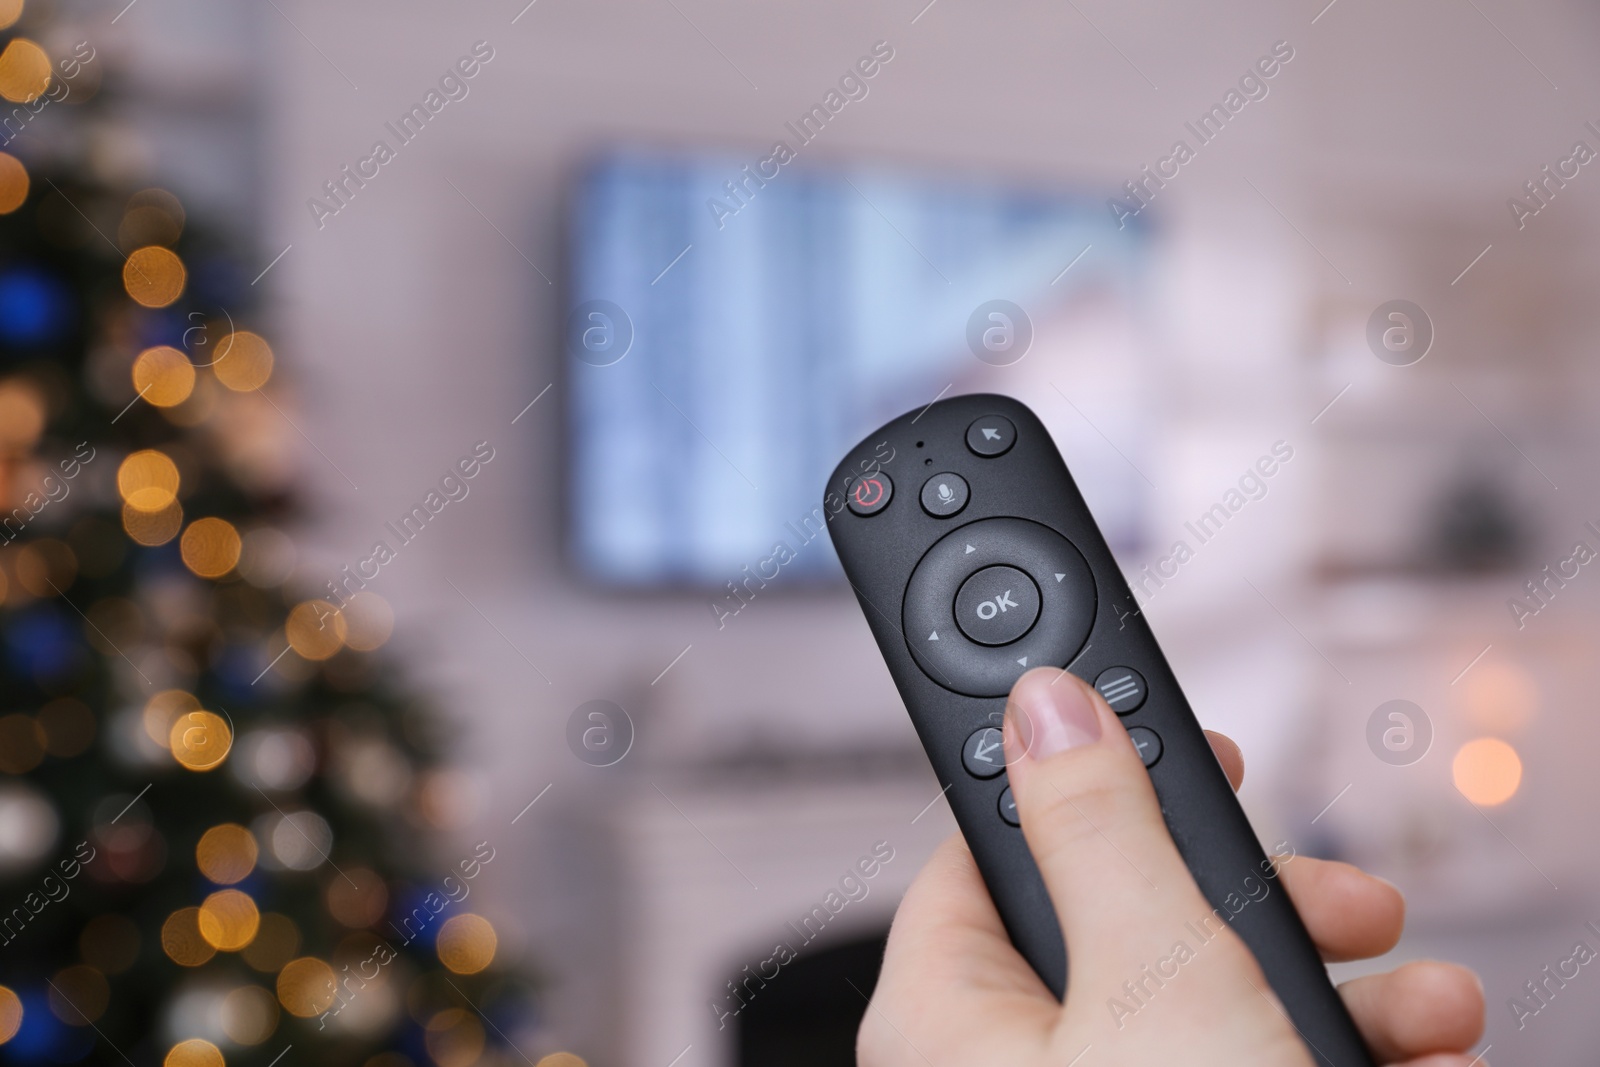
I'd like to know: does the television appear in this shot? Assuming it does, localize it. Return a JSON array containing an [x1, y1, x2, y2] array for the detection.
[[566, 151, 1145, 587]]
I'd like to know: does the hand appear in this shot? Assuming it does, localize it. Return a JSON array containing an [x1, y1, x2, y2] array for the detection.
[[860, 667, 1485, 1067]]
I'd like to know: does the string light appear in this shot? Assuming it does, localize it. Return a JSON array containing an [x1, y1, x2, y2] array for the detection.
[[326, 866, 388, 928], [436, 914, 497, 975], [163, 1039, 223, 1067], [1453, 738, 1523, 806], [46, 965, 108, 1025], [276, 957, 337, 1017], [0, 39, 49, 103], [286, 600, 346, 660], [197, 824, 258, 884], [424, 1008, 485, 1067], [118, 450, 180, 512], [0, 986, 20, 1045], [198, 888, 260, 951], [220, 985, 278, 1045], [123, 499, 184, 545], [0, 1, 22, 32], [180, 517, 241, 579], [132, 346, 196, 407], [342, 591, 395, 651], [536, 1056, 589, 1067], [0, 152, 25, 214], [123, 246, 186, 307], [0, 378, 45, 452], [143, 689, 200, 748], [212, 331, 274, 392], [161, 907, 216, 967], [168, 710, 232, 771]]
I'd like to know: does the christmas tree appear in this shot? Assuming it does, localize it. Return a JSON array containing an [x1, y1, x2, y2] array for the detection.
[[0, 5, 543, 1065]]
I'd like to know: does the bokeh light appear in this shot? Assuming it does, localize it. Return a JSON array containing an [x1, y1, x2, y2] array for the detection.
[[536, 1056, 589, 1067], [436, 914, 497, 975], [0, 152, 26, 214], [163, 1038, 223, 1067], [241, 913, 300, 973], [78, 914, 141, 974], [123, 246, 186, 307], [1462, 660, 1538, 734], [0, 986, 20, 1045], [267, 811, 332, 871], [220, 985, 278, 1045], [237, 527, 296, 588], [0, 39, 50, 103], [144, 689, 200, 749], [169, 710, 232, 771], [276, 957, 337, 1017], [124, 499, 184, 545], [212, 331, 274, 392], [196, 824, 257, 884], [198, 888, 260, 951], [326, 867, 388, 929], [132, 346, 196, 407], [342, 592, 395, 651], [286, 600, 347, 660], [0, 1, 21, 32], [46, 965, 108, 1025], [161, 907, 217, 967], [180, 517, 241, 579], [37, 697, 95, 756], [0, 714, 44, 773], [0, 378, 44, 452], [1453, 737, 1523, 806], [119, 189, 185, 249], [424, 1008, 485, 1067], [118, 449, 180, 512], [14, 538, 76, 597]]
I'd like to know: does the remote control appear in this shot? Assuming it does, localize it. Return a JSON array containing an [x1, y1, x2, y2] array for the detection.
[[825, 393, 1372, 1066]]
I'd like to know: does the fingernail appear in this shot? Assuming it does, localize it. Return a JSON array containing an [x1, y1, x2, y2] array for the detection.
[[1008, 671, 1101, 759]]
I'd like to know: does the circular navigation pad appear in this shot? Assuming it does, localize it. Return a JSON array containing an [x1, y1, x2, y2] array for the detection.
[[903, 518, 1097, 697]]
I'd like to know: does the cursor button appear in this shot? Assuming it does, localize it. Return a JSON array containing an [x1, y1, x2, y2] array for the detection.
[[966, 415, 1017, 457]]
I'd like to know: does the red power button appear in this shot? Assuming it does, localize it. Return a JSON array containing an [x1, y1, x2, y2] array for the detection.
[[847, 472, 894, 516]]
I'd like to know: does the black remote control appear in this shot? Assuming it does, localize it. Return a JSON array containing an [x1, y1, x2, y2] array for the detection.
[[824, 393, 1372, 1066]]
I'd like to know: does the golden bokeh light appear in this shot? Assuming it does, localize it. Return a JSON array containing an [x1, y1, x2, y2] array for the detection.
[[132, 346, 196, 408], [170, 710, 232, 771], [0, 714, 44, 773], [536, 1055, 589, 1067], [0, 152, 26, 214], [79, 914, 141, 974], [37, 697, 95, 757], [0, 0, 22, 32], [47, 965, 109, 1025], [1453, 737, 1523, 806], [180, 517, 242, 579], [326, 867, 388, 929], [161, 907, 217, 967], [143, 689, 200, 748], [119, 190, 185, 249], [342, 592, 395, 652], [0, 378, 44, 452], [277, 956, 337, 1018], [220, 985, 278, 1045], [424, 1008, 485, 1067], [198, 888, 260, 951], [164, 1038, 224, 1067], [286, 600, 347, 661], [124, 499, 184, 545], [436, 914, 497, 975], [0, 39, 49, 103], [197, 824, 258, 884], [242, 913, 300, 973], [212, 331, 274, 392], [0, 986, 20, 1045], [118, 450, 180, 512], [14, 539, 76, 597], [123, 246, 186, 307]]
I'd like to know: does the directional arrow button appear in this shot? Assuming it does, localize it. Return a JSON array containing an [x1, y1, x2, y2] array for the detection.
[[962, 727, 1007, 779], [965, 544, 976, 554], [966, 415, 1016, 457], [928, 631, 939, 641], [1016, 656, 1028, 667], [1055, 573, 1066, 582]]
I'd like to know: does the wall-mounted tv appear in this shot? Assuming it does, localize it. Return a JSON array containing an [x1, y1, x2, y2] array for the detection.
[[566, 151, 1144, 587]]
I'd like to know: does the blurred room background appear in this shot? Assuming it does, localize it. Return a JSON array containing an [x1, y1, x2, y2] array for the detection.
[[3, 0, 1599, 1063]]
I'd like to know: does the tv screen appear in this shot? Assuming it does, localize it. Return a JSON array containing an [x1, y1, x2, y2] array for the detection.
[[566, 151, 1144, 587]]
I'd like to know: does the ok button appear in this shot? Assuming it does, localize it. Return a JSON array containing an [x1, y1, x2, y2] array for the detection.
[[954, 566, 1041, 646]]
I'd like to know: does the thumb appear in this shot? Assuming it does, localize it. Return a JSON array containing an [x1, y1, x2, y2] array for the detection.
[[1002, 667, 1213, 975]]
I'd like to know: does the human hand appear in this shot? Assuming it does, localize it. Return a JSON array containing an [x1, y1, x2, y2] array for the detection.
[[860, 667, 1485, 1067]]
